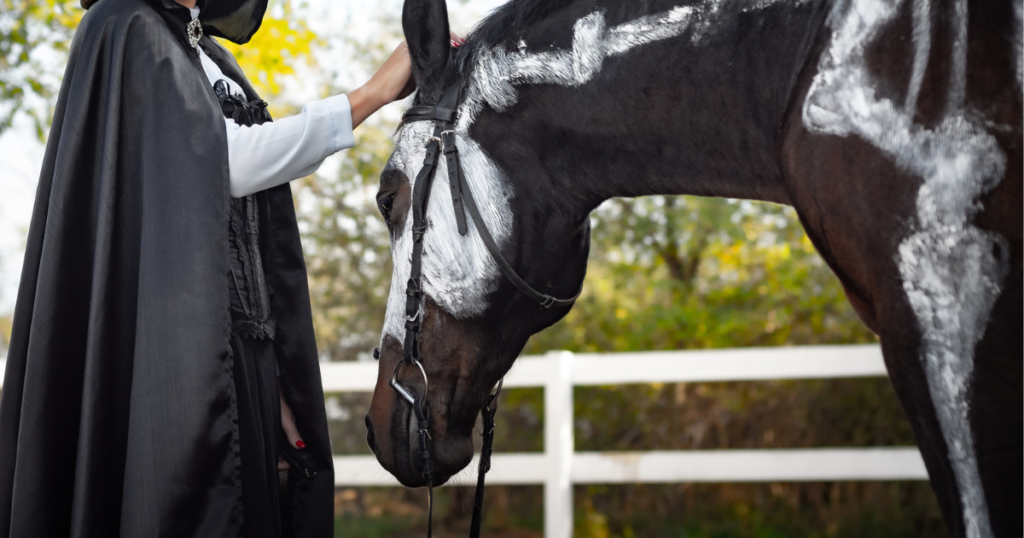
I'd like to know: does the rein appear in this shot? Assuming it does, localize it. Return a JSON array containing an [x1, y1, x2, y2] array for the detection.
[[388, 83, 580, 537]]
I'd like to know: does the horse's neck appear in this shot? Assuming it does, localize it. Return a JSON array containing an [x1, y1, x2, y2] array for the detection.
[[465, 0, 830, 215]]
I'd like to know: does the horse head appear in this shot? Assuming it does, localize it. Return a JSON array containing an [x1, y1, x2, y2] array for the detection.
[[365, 0, 590, 487]]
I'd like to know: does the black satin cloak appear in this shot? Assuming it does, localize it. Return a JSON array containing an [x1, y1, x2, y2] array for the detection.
[[0, 0, 333, 535]]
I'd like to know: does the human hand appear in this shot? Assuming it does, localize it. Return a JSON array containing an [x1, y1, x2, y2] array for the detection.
[[348, 42, 412, 128], [449, 30, 466, 49], [348, 33, 465, 128], [278, 385, 304, 471], [375, 32, 465, 103]]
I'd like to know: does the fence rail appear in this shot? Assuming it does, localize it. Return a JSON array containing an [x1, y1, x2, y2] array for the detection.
[[333, 447, 927, 486], [0, 344, 928, 538], [321, 344, 927, 538]]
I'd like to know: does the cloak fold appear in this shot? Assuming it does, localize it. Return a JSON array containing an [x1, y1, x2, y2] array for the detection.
[[0, 0, 333, 535]]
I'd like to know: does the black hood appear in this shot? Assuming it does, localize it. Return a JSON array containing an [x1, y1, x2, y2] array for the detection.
[[198, 0, 267, 44], [81, 0, 267, 44]]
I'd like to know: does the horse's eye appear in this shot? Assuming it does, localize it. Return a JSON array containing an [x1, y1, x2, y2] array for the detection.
[[377, 192, 397, 222]]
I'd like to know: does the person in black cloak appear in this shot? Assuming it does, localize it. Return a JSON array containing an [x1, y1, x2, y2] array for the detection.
[[0, 0, 464, 535]]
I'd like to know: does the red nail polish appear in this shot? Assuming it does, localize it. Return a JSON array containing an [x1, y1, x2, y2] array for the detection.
[[296, 440, 306, 449]]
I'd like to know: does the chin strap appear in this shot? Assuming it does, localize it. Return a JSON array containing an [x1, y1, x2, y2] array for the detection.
[[413, 384, 499, 538]]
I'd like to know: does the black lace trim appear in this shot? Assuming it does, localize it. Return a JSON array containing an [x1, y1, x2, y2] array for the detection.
[[231, 318, 277, 341], [217, 80, 276, 340], [229, 197, 276, 340]]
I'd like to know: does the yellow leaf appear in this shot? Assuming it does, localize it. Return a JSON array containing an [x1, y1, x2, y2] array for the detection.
[[220, 0, 318, 108]]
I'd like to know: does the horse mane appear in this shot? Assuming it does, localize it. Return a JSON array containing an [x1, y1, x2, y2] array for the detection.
[[450, 0, 575, 78], [468, 0, 573, 46]]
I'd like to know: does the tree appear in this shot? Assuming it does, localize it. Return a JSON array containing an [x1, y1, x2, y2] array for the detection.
[[0, 0, 80, 136], [217, 0, 316, 115], [525, 196, 876, 354], [295, 124, 394, 362], [0, 313, 11, 359]]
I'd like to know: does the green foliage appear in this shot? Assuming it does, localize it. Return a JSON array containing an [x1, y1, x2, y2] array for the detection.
[[0, 314, 12, 357], [297, 123, 394, 362], [0, 0, 81, 136], [219, 0, 317, 112], [334, 513, 419, 538], [570, 378, 915, 452], [572, 482, 945, 538], [327, 481, 945, 538], [0, 0, 315, 135], [525, 196, 876, 354]]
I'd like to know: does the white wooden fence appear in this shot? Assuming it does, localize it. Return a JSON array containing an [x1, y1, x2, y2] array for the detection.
[[0, 345, 926, 536], [321, 344, 928, 538]]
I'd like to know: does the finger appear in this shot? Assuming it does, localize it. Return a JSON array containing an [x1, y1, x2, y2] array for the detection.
[[279, 389, 305, 449], [278, 454, 291, 471], [449, 30, 465, 47]]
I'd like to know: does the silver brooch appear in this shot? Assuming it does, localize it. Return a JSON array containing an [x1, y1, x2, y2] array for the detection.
[[186, 17, 202, 52]]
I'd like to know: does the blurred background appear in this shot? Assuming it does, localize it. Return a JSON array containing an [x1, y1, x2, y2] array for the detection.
[[0, 0, 945, 536]]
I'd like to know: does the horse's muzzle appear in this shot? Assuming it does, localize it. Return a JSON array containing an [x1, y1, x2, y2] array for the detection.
[[365, 403, 473, 488]]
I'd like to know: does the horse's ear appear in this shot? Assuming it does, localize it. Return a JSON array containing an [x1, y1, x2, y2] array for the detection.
[[403, 0, 451, 102]]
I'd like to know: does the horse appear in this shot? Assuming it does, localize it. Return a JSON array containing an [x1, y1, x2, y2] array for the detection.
[[364, 0, 1022, 535]]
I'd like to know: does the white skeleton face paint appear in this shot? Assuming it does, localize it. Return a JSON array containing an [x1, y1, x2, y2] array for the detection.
[[803, 1, 1008, 536], [382, 0, 797, 344], [381, 122, 514, 342]]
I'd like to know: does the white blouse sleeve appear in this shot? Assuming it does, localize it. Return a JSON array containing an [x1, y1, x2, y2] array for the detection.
[[225, 94, 356, 198]]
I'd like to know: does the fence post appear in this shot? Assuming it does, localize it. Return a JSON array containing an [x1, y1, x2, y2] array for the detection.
[[544, 350, 574, 538]]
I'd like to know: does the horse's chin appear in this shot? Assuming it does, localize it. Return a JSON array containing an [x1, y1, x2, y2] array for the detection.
[[373, 409, 475, 488], [435, 436, 475, 485], [388, 438, 474, 488]]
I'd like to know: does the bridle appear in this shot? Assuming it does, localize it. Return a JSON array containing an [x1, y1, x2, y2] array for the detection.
[[383, 82, 581, 537]]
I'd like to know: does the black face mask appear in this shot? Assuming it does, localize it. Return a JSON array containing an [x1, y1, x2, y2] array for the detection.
[[81, 0, 268, 45], [199, 0, 268, 44]]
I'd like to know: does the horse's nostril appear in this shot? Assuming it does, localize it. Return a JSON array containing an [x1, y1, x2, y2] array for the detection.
[[365, 414, 378, 453]]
